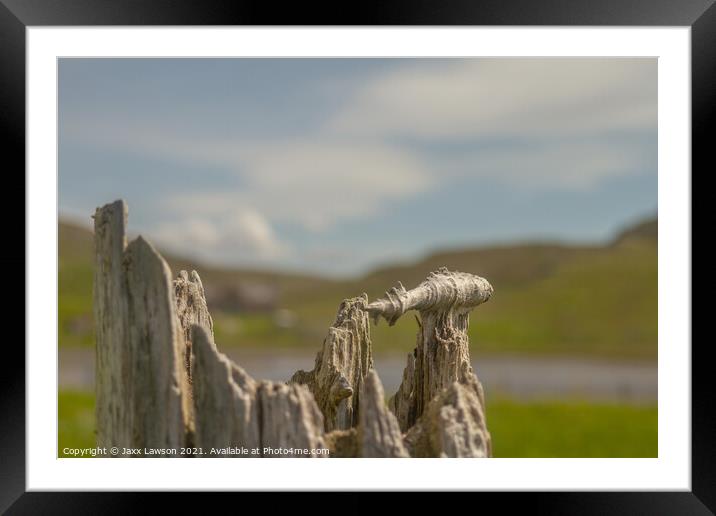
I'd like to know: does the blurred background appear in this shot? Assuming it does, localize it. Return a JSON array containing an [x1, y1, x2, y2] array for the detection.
[[58, 58, 657, 457]]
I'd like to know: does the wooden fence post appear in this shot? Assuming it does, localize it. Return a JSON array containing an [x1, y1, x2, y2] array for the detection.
[[93, 199, 494, 458], [173, 269, 214, 441], [290, 295, 373, 432], [94, 200, 189, 455], [367, 267, 493, 456], [404, 362, 491, 457], [124, 236, 188, 450], [358, 370, 409, 458], [93, 200, 130, 449], [192, 325, 327, 457], [190, 325, 260, 454]]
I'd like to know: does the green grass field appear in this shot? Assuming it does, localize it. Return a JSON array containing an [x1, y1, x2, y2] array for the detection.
[[487, 397, 657, 457], [58, 390, 657, 458], [281, 239, 657, 358]]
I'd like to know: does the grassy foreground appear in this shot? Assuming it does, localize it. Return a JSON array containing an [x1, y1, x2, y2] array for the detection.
[[58, 390, 657, 458]]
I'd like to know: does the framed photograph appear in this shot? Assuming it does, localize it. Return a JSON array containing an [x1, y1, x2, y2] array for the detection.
[[5, 0, 708, 511]]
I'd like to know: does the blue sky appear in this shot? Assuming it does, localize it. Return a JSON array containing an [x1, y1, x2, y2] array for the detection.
[[59, 58, 657, 276]]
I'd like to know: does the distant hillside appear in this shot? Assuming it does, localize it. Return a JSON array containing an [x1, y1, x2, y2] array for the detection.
[[59, 220, 337, 302], [612, 217, 658, 245], [58, 220, 335, 346], [282, 219, 657, 359], [363, 217, 657, 294], [59, 217, 657, 359]]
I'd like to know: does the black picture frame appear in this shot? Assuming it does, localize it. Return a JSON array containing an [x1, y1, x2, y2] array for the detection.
[[2, 0, 709, 512]]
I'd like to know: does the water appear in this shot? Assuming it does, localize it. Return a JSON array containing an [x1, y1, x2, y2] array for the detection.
[[59, 348, 656, 404]]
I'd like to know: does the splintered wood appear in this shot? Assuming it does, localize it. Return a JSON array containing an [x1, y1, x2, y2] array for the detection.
[[191, 325, 326, 457], [94, 201, 188, 454], [289, 295, 373, 432], [358, 370, 409, 457], [93, 199, 494, 458], [366, 267, 493, 433], [174, 269, 214, 385]]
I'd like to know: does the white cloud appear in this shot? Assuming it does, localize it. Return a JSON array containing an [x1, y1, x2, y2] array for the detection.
[[438, 138, 653, 191], [151, 209, 286, 265], [160, 140, 433, 231], [63, 119, 435, 231], [224, 210, 286, 257], [328, 58, 656, 141]]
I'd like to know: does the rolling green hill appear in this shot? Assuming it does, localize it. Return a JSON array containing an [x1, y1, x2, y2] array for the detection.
[[59, 217, 657, 359]]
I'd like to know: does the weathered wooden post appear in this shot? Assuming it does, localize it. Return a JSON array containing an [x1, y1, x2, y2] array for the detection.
[[403, 363, 491, 457], [191, 325, 327, 457], [93, 199, 494, 458], [290, 295, 373, 431], [358, 370, 409, 458], [367, 267, 493, 456], [173, 269, 214, 442], [174, 269, 214, 385], [94, 200, 190, 454], [93, 200, 130, 449]]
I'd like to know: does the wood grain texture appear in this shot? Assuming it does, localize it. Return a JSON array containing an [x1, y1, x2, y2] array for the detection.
[[358, 370, 409, 458], [192, 325, 326, 457], [94, 200, 189, 455], [174, 270, 214, 384], [173, 269, 214, 441], [191, 325, 260, 454], [369, 268, 493, 431], [290, 295, 373, 431], [124, 236, 188, 451], [404, 366, 491, 458], [93, 200, 130, 449]]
